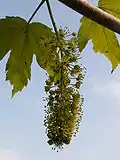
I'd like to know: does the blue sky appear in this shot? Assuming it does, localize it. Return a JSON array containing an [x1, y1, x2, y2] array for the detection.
[[0, 0, 120, 159]]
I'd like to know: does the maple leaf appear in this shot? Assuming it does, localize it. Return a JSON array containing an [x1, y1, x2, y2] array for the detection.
[[98, 0, 120, 19], [78, 16, 120, 70], [0, 16, 53, 96], [78, 17, 91, 52]]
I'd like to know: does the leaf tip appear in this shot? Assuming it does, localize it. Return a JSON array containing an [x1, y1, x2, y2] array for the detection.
[[111, 69, 114, 74]]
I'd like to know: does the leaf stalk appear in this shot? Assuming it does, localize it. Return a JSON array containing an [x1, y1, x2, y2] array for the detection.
[[46, 0, 59, 40], [28, 0, 46, 24]]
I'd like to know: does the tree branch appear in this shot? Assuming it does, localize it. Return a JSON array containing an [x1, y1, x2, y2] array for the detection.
[[58, 0, 120, 35]]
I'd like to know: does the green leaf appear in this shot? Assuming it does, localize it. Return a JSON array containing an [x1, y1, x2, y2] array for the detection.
[[29, 22, 53, 69], [98, 0, 120, 19], [78, 16, 120, 70], [78, 17, 91, 52], [0, 16, 53, 96]]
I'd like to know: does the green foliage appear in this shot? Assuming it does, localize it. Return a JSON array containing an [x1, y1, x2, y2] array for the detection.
[[44, 28, 85, 151], [78, 0, 120, 71], [98, 0, 120, 19], [1, 0, 120, 151], [0, 16, 53, 96], [0, 2, 85, 149], [0, 15, 85, 149], [78, 16, 120, 70]]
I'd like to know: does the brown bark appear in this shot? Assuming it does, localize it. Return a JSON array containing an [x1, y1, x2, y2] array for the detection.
[[58, 0, 120, 34]]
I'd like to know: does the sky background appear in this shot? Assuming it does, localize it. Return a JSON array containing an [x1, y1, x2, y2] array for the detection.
[[0, 0, 120, 159]]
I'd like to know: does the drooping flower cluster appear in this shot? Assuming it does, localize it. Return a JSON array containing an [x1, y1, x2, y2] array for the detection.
[[44, 28, 85, 150]]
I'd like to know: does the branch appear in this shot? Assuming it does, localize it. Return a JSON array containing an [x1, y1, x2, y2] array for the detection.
[[58, 0, 120, 35]]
